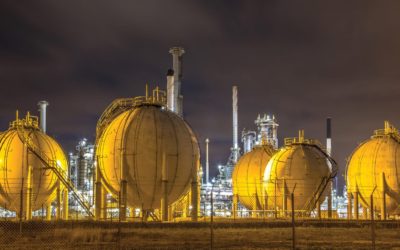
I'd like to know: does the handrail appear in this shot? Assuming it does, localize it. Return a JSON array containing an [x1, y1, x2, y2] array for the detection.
[[300, 144, 338, 214], [96, 88, 167, 139], [15, 126, 94, 217]]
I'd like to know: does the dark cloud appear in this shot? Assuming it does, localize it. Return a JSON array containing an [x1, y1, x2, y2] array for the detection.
[[1, 0, 400, 193]]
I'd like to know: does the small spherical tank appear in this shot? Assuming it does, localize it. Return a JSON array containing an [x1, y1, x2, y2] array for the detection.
[[347, 122, 400, 215], [0, 114, 68, 213], [263, 134, 332, 211], [232, 144, 275, 210], [96, 104, 200, 210]]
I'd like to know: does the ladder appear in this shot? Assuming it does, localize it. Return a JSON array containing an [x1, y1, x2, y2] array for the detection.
[[16, 126, 94, 218]]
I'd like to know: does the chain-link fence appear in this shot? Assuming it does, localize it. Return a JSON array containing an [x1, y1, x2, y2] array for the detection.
[[0, 188, 400, 249]]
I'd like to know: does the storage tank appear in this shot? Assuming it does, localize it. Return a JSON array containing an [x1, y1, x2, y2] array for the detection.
[[263, 131, 335, 215], [95, 89, 200, 221], [346, 121, 400, 219], [232, 144, 275, 211], [0, 112, 68, 218]]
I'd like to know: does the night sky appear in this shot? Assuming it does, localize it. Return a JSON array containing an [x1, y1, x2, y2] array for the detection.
[[1, 1, 400, 194]]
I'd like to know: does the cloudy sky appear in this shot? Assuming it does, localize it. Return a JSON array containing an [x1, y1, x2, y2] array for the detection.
[[1, 1, 400, 193]]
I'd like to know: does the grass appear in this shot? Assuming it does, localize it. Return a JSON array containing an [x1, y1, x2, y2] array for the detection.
[[0, 220, 400, 249]]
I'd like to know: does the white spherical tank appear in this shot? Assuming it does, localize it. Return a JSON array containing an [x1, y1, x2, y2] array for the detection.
[[96, 103, 200, 211]]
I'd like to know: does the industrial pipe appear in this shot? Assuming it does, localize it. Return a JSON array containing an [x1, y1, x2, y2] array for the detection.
[[232, 86, 239, 163], [166, 69, 175, 112], [205, 138, 210, 184]]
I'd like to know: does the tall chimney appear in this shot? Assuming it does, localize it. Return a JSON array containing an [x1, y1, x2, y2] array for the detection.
[[326, 117, 332, 157], [232, 85, 239, 162], [38, 100, 49, 133], [166, 69, 175, 112], [205, 138, 210, 184], [326, 117, 334, 218], [169, 47, 185, 117]]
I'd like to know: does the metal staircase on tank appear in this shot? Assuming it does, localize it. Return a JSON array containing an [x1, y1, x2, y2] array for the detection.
[[301, 144, 338, 215], [96, 87, 167, 139], [15, 125, 94, 218]]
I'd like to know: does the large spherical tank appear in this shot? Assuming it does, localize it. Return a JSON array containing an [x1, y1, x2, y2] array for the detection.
[[232, 145, 275, 210], [0, 117, 68, 212], [263, 140, 331, 210], [96, 104, 200, 210], [347, 123, 400, 214]]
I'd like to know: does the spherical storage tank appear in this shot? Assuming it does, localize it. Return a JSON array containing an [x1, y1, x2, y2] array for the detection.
[[263, 131, 334, 211], [96, 98, 200, 211], [232, 144, 276, 210], [0, 113, 68, 213], [347, 121, 400, 215]]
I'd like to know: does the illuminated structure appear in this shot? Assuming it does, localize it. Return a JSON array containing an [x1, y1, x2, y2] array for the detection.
[[263, 131, 337, 217], [347, 121, 400, 220], [232, 143, 276, 216], [95, 87, 200, 222], [0, 111, 68, 220], [242, 114, 279, 154], [68, 139, 95, 215]]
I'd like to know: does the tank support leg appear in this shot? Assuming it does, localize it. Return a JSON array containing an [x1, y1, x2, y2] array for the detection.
[[381, 173, 386, 220], [327, 181, 332, 219], [101, 187, 107, 220], [363, 206, 368, 220], [232, 193, 238, 219], [46, 204, 52, 220], [347, 192, 352, 220], [95, 181, 102, 220], [353, 191, 359, 220], [62, 188, 68, 220], [191, 180, 198, 222], [119, 180, 127, 222], [161, 153, 169, 222], [282, 179, 287, 218], [56, 185, 61, 220], [264, 194, 269, 218], [317, 200, 321, 219], [168, 205, 173, 221], [25, 166, 33, 220], [252, 193, 257, 218]]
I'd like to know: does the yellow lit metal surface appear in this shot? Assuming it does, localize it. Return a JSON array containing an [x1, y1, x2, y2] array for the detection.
[[346, 121, 400, 214], [0, 113, 68, 212], [232, 144, 275, 210], [263, 132, 331, 211], [96, 104, 200, 210]]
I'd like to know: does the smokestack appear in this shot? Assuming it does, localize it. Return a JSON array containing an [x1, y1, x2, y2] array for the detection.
[[205, 138, 210, 184], [166, 69, 175, 112], [169, 47, 185, 117], [232, 86, 239, 162], [38, 100, 49, 133], [326, 117, 332, 157]]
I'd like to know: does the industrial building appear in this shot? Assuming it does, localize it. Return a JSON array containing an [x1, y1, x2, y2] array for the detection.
[[68, 138, 95, 216], [0, 46, 398, 222]]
